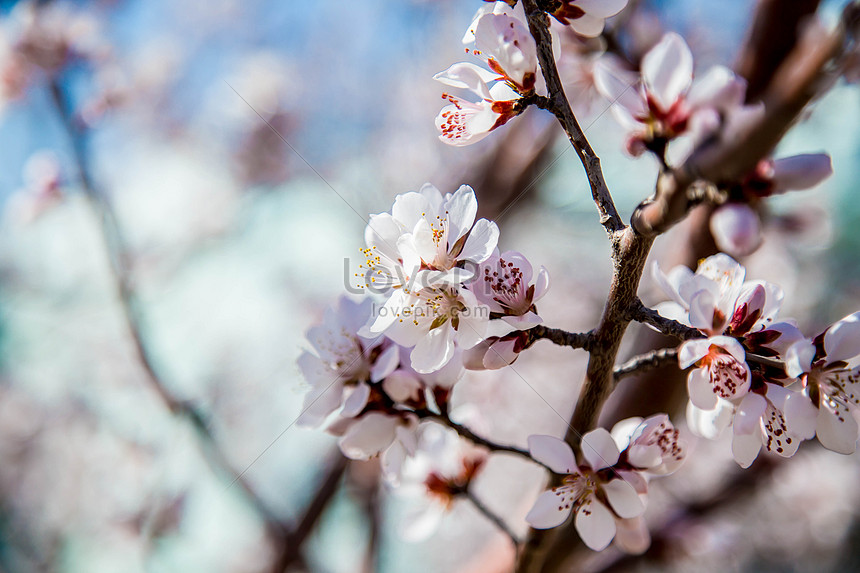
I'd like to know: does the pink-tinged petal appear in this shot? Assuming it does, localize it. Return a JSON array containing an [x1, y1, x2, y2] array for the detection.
[[734, 393, 766, 435], [678, 339, 711, 369], [484, 318, 518, 338], [382, 370, 422, 403], [297, 351, 331, 388], [686, 399, 733, 439], [593, 59, 646, 118], [710, 335, 747, 363], [433, 62, 497, 99], [618, 470, 649, 495], [338, 413, 398, 460], [482, 337, 520, 369], [602, 479, 645, 518], [707, 353, 751, 401], [411, 326, 455, 374], [652, 261, 694, 307], [341, 382, 371, 417], [785, 339, 815, 377], [710, 203, 762, 258], [575, 500, 617, 551], [526, 488, 575, 529], [751, 321, 804, 356], [528, 434, 576, 474], [614, 516, 650, 555], [687, 289, 717, 333], [395, 419, 419, 455], [534, 266, 550, 301], [610, 417, 644, 451], [576, 0, 629, 18], [816, 399, 859, 454], [642, 33, 693, 112], [582, 427, 620, 470], [474, 14, 537, 90], [462, 338, 492, 371], [687, 367, 719, 410], [296, 381, 344, 428], [569, 12, 607, 37], [627, 444, 663, 469], [731, 427, 762, 468], [445, 185, 479, 244], [824, 311, 860, 363], [460, 218, 500, 264], [652, 301, 689, 325], [771, 153, 833, 193], [435, 99, 499, 147], [686, 65, 746, 109], [762, 401, 800, 458], [380, 441, 407, 486], [371, 344, 400, 382], [783, 392, 818, 439]]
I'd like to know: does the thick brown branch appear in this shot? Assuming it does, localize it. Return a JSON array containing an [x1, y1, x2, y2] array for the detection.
[[631, 1, 860, 237], [523, 0, 625, 235], [613, 347, 679, 383], [524, 325, 593, 351]]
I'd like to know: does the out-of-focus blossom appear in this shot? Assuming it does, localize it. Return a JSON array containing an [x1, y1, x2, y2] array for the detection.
[[296, 297, 399, 428], [711, 154, 833, 257], [435, 11, 536, 145], [784, 311, 860, 454], [525, 430, 645, 550], [5, 151, 64, 224], [463, 249, 549, 369], [549, 0, 629, 37], [594, 33, 752, 157]]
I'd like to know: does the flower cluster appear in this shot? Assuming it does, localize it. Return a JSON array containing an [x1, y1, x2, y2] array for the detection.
[[526, 415, 685, 550], [656, 254, 860, 466], [300, 183, 549, 487]]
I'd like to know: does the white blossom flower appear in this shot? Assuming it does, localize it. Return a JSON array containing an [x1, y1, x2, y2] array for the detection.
[[730, 383, 804, 468], [435, 11, 536, 145], [784, 311, 860, 454], [296, 297, 399, 428], [679, 335, 751, 410], [525, 430, 644, 551], [549, 0, 629, 37], [610, 414, 686, 476], [594, 33, 750, 156], [359, 183, 498, 297]]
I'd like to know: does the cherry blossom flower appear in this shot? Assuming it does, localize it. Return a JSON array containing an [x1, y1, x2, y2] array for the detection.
[[594, 33, 750, 156], [5, 150, 64, 224], [784, 312, 860, 454], [525, 430, 644, 550], [680, 335, 751, 411], [359, 183, 498, 297], [435, 11, 536, 145], [463, 249, 550, 369], [710, 153, 833, 257], [549, 0, 630, 37], [296, 297, 399, 428], [610, 414, 686, 476], [395, 424, 487, 540]]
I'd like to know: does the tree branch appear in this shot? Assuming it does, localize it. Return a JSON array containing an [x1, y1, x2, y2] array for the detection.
[[628, 301, 704, 341], [522, 0, 625, 236], [524, 325, 593, 351], [613, 347, 679, 383]]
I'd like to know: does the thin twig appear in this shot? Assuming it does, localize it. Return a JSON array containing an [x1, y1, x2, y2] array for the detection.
[[629, 302, 704, 341], [465, 489, 522, 551], [613, 347, 679, 383], [524, 325, 593, 351], [522, 0, 625, 236]]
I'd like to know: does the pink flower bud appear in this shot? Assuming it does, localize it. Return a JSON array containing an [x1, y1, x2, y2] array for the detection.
[[710, 203, 762, 257]]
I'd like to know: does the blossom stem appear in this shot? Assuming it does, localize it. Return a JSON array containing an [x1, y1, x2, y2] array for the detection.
[[613, 347, 680, 383], [628, 301, 705, 341], [524, 325, 593, 351], [521, 0, 625, 236], [465, 489, 522, 550]]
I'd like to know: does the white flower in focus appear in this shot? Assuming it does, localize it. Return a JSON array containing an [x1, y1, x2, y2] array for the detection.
[[296, 297, 399, 428], [360, 183, 498, 296], [549, 0, 629, 37], [594, 33, 749, 156], [730, 383, 805, 468], [784, 311, 860, 454], [525, 430, 645, 551], [679, 335, 751, 410], [435, 12, 536, 145], [610, 414, 686, 476]]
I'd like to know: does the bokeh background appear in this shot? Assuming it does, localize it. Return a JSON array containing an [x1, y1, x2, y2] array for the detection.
[[1, 0, 860, 572]]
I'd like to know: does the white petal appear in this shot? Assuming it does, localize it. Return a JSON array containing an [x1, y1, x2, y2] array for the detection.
[[410, 326, 455, 374], [581, 427, 620, 470], [783, 392, 818, 439], [687, 367, 718, 410], [371, 344, 400, 382], [338, 413, 398, 460], [771, 153, 833, 192], [610, 417, 644, 451], [816, 401, 859, 454], [593, 58, 646, 118], [731, 427, 762, 468], [627, 444, 663, 469], [382, 370, 422, 403], [341, 383, 371, 417], [686, 399, 733, 439], [614, 516, 650, 555], [734, 393, 766, 435], [534, 266, 550, 301], [824, 311, 860, 363], [402, 502, 445, 542], [575, 500, 617, 551], [459, 218, 500, 264], [445, 185, 479, 245], [576, 0, 629, 18], [602, 479, 645, 518], [433, 62, 497, 99], [526, 489, 574, 529], [528, 434, 576, 474], [482, 337, 520, 369], [678, 339, 710, 369], [296, 380, 344, 428], [785, 339, 815, 377], [569, 12, 607, 37], [642, 33, 693, 112], [686, 65, 746, 109]]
